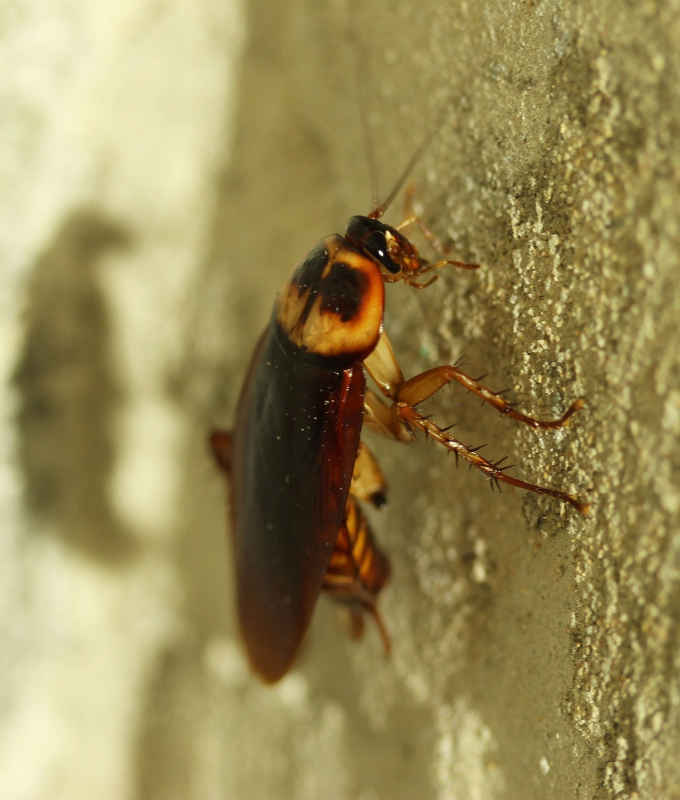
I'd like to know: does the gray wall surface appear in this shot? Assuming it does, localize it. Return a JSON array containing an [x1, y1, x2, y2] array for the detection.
[[2, 1, 679, 798]]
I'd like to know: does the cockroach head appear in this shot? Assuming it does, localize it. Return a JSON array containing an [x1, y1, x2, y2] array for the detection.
[[346, 215, 421, 279]]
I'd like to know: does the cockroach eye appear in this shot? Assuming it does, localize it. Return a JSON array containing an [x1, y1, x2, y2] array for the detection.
[[364, 232, 390, 263], [346, 215, 400, 274]]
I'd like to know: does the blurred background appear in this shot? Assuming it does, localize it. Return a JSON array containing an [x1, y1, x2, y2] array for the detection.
[[2, 1, 679, 798]]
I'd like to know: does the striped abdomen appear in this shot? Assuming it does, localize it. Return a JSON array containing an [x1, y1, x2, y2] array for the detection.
[[322, 496, 391, 652]]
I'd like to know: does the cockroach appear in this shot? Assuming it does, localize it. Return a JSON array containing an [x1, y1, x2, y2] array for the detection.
[[209, 142, 588, 684]]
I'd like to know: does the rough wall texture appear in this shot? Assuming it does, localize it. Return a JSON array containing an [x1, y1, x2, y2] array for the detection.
[[2, 1, 679, 799]]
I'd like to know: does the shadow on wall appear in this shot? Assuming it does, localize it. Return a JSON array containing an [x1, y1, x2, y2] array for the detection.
[[12, 209, 137, 563]]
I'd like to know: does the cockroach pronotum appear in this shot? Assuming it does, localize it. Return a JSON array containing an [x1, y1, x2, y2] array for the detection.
[[209, 137, 589, 684]]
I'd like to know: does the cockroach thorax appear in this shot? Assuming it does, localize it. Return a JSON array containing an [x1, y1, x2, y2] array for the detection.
[[276, 235, 384, 360]]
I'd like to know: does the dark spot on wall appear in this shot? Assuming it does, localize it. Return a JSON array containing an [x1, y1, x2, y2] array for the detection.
[[12, 209, 137, 562]]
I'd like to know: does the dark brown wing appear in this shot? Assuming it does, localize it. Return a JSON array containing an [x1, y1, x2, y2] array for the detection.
[[222, 321, 365, 682]]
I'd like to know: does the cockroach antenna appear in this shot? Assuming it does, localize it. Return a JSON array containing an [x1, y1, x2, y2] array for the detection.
[[368, 123, 444, 220], [350, 9, 445, 221], [350, 19, 381, 210]]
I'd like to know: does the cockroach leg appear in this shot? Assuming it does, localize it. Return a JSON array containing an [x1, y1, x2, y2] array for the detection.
[[367, 603, 392, 656], [411, 256, 480, 281], [396, 403, 590, 514], [209, 429, 233, 474], [363, 331, 588, 513], [349, 608, 365, 640], [363, 331, 404, 398], [397, 186, 447, 254], [351, 443, 388, 507], [398, 365, 584, 429], [367, 331, 584, 429], [337, 597, 391, 656], [394, 187, 480, 279], [394, 213, 418, 233], [405, 275, 440, 290], [363, 390, 413, 442]]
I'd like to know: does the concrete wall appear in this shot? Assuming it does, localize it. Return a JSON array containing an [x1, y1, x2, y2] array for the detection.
[[2, 1, 679, 798]]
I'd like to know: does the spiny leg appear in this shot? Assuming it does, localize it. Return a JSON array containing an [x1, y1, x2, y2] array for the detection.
[[395, 403, 589, 514], [363, 331, 588, 513], [397, 366, 584, 430], [365, 330, 583, 429], [402, 259, 479, 290]]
